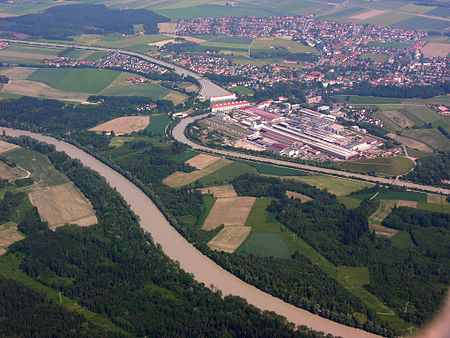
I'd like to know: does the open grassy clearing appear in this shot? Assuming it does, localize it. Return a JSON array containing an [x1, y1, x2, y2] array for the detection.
[[230, 85, 255, 95], [403, 129, 450, 151], [365, 12, 413, 26], [199, 185, 237, 198], [251, 39, 318, 54], [0, 254, 124, 333], [1, 79, 90, 102], [171, 149, 199, 163], [197, 161, 258, 186], [81, 51, 108, 62], [236, 232, 291, 259], [337, 196, 362, 209], [352, 191, 427, 202], [0, 161, 28, 181], [0, 222, 23, 255], [417, 202, 450, 214], [27, 68, 120, 94], [144, 113, 171, 134], [163, 91, 188, 105], [391, 231, 415, 249], [240, 160, 307, 176], [292, 175, 373, 196], [99, 82, 171, 99], [337, 157, 414, 176], [109, 136, 136, 148], [368, 200, 400, 237], [89, 116, 150, 136], [0, 140, 19, 154], [202, 196, 255, 230], [332, 95, 402, 104], [28, 182, 98, 230], [163, 158, 231, 187], [285, 191, 312, 203], [386, 133, 433, 153], [2, 148, 68, 187], [245, 197, 282, 233], [359, 53, 389, 62], [208, 225, 251, 253], [399, 3, 434, 14], [200, 41, 251, 52], [393, 17, 449, 31]]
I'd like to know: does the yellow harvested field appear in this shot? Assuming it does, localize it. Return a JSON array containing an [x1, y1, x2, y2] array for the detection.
[[165, 34, 206, 43], [199, 185, 237, 198], [185, 84, 198, 93], [89, 116, 150, 136], [163, 91, 187, 105], [158, 22, 177, 34], [28, 183, 97, 230], [208, 226, 251, 253], [0, 222, 24, 255], [2, 79, 89, 102], [421, 43, 450, 58], [350, 9, 386, 20], [186, 154, 220, 170], [0, 67, 36, 80], [0, 162, 28, 181], [387, 133, 433, 153], [164, 158, 231, 187], [0, 141, 19, 154], [202, 197, 256, 230], [286, 191, 312, 203]]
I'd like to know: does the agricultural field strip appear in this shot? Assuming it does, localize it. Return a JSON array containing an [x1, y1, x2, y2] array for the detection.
[[202, 197, 256, 231], [89, 116, 150, 136], [208, 226, 251, 253]]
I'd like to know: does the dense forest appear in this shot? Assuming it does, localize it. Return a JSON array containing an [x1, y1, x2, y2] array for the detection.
[[0, 4, 169, 39], [340, 81, 450, 99], [2, 136, 327, 337], [404, 151, 449, 187]]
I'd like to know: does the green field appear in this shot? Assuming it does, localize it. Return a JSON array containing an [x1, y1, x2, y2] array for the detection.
[[359, 53, 389, 63], [293, 175, 373, 196], [27, 68, 120, 94], [403, 129, 450, 151], [399, 3, 434, 14], [332, 95, 402, 104], [198, 161, 258, 186], [109, 136, 135, 148], [245, 198, 282, 233], [366, 12, 413, 26], [99, 83, 170, 99], [236, 232, 291, 258], [3, 148, 68, 187], [171, 149, 200, 163], [391, 231, 415, 248], [417, 202, 450, 214], [251, 39, 318, 54], [232, 59, 266, 66], [366, 41, 411, 49], [337, 196, 362, 209], [200, 41, 251, 52], [81, 51, 108, 61], [393, 17, 449, 31], [243, 161, 307, 176], [351, 191, 427, 202], [197, 194, 217, 228], [145, 114, 171, 134], [321, 7, 366, 20], [337, 157, 414, 176], [231, 85, 255, 96]]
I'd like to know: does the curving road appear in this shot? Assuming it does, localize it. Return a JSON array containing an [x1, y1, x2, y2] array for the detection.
[[0, 39, 230, 98], [0, 127, 381, 338], [173, 114, 450, 195]]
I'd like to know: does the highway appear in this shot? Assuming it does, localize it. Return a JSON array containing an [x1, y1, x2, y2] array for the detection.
[[0, 39, 230, 98], [1, 126, 381, 338], [172, 114, 450, 195]]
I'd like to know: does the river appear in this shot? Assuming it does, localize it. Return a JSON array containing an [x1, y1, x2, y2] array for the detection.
[[0, 127, 381, 338]]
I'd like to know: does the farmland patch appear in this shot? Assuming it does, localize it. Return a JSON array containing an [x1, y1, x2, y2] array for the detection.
[[207, 225, 251, 253], [199, 185, 237, 198], [292, 175, 373, 196], [236, 232, 291, 258], [202, 196, 255, 230], [286, 191, 312, 202], [0, 222, 23, 255], [89, 116, 150, 136], [421, 43, 450, 58]]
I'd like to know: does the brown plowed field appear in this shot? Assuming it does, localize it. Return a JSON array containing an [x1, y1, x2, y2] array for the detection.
[[199, 185, 237, 198], [89, 116, 150, 136]]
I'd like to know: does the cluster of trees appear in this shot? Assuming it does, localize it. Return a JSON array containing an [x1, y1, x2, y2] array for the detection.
[[0, 96, 173, 134], [404, 151, 449, 187], [342, 81, 450, 99], [0, 277, 109, 337], [0, 4, 169, 39], [0, 191, 24, 222], [5, 137, 327, 337], [252, 81, 306, 103], [0, 75, 9, 83]]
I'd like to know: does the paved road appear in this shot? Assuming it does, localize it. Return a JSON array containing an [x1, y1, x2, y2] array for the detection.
[[0, 127, 380, 338], [173, 114, 450, 195], [0, 39, 230, 98]]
